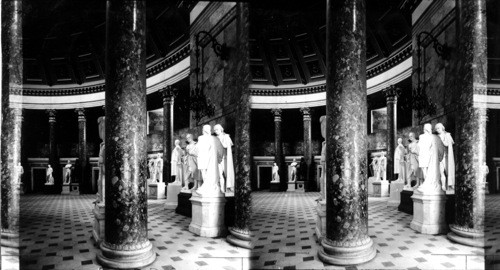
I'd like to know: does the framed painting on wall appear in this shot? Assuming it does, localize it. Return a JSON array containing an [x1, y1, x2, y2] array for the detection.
[[148, 108, 164, 134], [371, 107, 387, 133]]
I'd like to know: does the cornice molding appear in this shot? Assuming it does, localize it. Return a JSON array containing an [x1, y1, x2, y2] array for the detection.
[[366, 43, 412, 79]]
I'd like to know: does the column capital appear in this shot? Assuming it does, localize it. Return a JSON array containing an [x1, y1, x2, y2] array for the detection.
[[76, 108, 86, 122], [384, 85, 400, 102], [160, 86, 177, 105], [271, 108, 282, 121], [46, 109, 57, 123], [300, 107, 311, 120]]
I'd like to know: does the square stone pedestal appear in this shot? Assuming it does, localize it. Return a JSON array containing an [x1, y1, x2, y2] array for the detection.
[[176, 192, 192, 217], [165, 183, 182, 209], [270, 182, 281, 192], [372, 180, 389, 197], [296, 181, 305, 192], [367, 177, 376, 196], [287, 182, 296, 192], [315, 199, 326, 242], [70, 183, 80, 195], [148, 182, 166, 200], [387, 180, 405, 207], [410, 190, 447, 235], [92, 203, 105, 245], [189, 193, 227, 237], [61, 184, 70, 195], [398, 190, 414, 214]]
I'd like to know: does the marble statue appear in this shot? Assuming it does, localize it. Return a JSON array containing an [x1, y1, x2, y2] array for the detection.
[[370, 156, 380, 180], [148, 159, 155, 182], [319, 115, 326, 198], [418, 123, 445, 192], [290, 158, 298, 182], [481, 162, 489, 194], [64, 160, 72, 184], [97, 116, 105, 202], [394, 138, 407, 181], [378, 152, 387, 181], [154, 153, 163, 183], [183, 133, 202, 191], [271, 163, 280, 183], [196, 125, 224, 195], [435, 123, 455, 191], [15, 162, 24, 185], [214, 124, 235, 193], [406, 132, 421, 189], [171, 139, 185, 184], [46, 164, 54, 185]]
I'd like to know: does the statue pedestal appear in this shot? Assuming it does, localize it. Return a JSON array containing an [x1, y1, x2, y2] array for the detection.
[[269, 182, 281, 192], [92, 203, 105, 245], [296, 181, 305, 192], [165, 182, 182, 209], [367, 177, 376, 196], [148, 182, 165, 200], [387, 180, 405, 206], [398, 190, 414, 214], [410, 189, 447, 235], [70, 183, 80, 195], [176, 192, 192, 217], [61, 184, 71, 195], [315, 199, 326, 242], [372, 180, 389, 197], [287, 182, 296, 192], [189, 192, 227, 237]]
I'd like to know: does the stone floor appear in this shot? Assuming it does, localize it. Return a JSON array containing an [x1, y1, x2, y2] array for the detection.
[[251, 191, 500, 270], [18, 194, 249, 270]]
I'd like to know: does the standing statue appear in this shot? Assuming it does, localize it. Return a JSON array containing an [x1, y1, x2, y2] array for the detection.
[[394, 138, 407, 181], [171, 139, 185, 184], [64, 160, 72, 184], [154, 153, 163, 183], [481, 162, 489, 194], [196, 125, 224, 195], [46, 164, 54, 185], [319, 115, 326, 197], [183, 134, 202, 191], [148, 158, 155, 182], [435, 123, 455, 191], [370, 155, 380, 180], [271, 162, 280, 183], [378, 152, 387, 181], [418, 123, 445, 192], [406, 132, 421, 188], [214, 124, 235, 193], [97, 116, 105, 202], [289, 158, 298, 182], [15, 162, 24, 185]]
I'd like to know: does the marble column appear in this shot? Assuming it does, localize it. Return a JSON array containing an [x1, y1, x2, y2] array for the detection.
[[300, 107, 312, 185], [226, 2, 252, 249], [271, 108, 286, 189], [384, 85, 399, 181], [1, 0, 23, 249], [447, 0, 487, 248], [76, 108, 87, 192], [47, 109, 58, 179], [160, 86, 175, 184], [96, 0, 155, 268], [318, 0, 376, 265]]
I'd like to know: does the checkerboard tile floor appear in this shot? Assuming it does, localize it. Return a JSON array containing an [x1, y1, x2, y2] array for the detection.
[[19, 194, 249, 270], [251, 191, 500, 270]]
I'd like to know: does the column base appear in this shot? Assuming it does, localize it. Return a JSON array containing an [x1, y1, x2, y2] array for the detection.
[[387, 180, 405, 207], [287, 182, 296, 192], [372, 180, 389, 197], [318, 238, 376, 266], [97, 241, 156, 269], [315, 199, 326, 242], [164, 182, 182, 209], [226, 227, 253, 249], [92, 203, 105, 245], [410, 190, 447, 234], [189, 193, 227, 237], [148, 182, 166, 200], [447, 224, 485, 247], [1, 229, 19, 248]]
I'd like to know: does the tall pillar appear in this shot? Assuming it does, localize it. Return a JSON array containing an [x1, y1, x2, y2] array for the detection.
[[160, 86, 175, 183], [227, 2, 252, 249], [96, 0, 155, 268], [447, 0, 487, 248], [271, 108, 286, 189], [47, 109, 57, 169], [300, 107, 312, 186], [76, 108, 87, 192], [318, 0, 376, 265], [384, 85, 399, 181], [1, 0, 23, 250]]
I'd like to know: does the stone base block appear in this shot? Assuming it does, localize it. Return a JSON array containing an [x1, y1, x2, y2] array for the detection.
[[1, 230, 19, 248], [398, 190, 414, 214], [92, 203, 105, 245], [410, 190, 447, 235], [189, 193, 227, 237], [165, 183, 182, 209], [61, 184, 71, 195], [372, 180, 389, 197], [287, 182, 296, 192], [447, 225, 485, 247], [148, 182, 166, 200], [226, 227, 253, 249], [315, 199, 326, 242], [387, 181, 405, 207], [176, 192, 192, 217], [97, 241, 156, 269], [269, 182, 281, 192], [70, 183, 80, 195], [367, 177, 376, 196], [318, 238, 376, 265], [296, 181, 305, 192]]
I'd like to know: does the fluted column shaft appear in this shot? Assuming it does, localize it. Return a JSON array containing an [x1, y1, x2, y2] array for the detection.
[[300, 107, 312, 185], [160, 86, 175, 183], [385, 86, 399, 180], [271, 108, 286, 189]]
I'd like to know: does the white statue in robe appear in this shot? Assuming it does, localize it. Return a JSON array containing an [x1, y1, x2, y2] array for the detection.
[[64, 160, 72, 184], [15, 162, 24, 185], [406, 132, 421, 189], [214, 124, 235, 193], [46, 164, 54, 185], [148, 159, 155, 182], [154, 153, 163, 183], [418, 123, 445, 193], [196, 125, 224, 196], [289, 159, 298, 182], [435, 123, 455, 191], [394, 138, 407, 182], [370, 156, 380, 180], [319, 115, 326, 199], [378, 153, 387, 181], [183, 133, 202, 191], [171, 139, 184, 184], [271, 163, 280, 183], [96, 116, 105, 202]]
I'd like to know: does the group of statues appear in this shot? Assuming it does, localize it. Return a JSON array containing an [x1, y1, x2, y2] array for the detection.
[[43, 160, 73, 185], [391, 122, 455, 192], [370, 152, 388, 181], [148, 153, 164, 183]]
